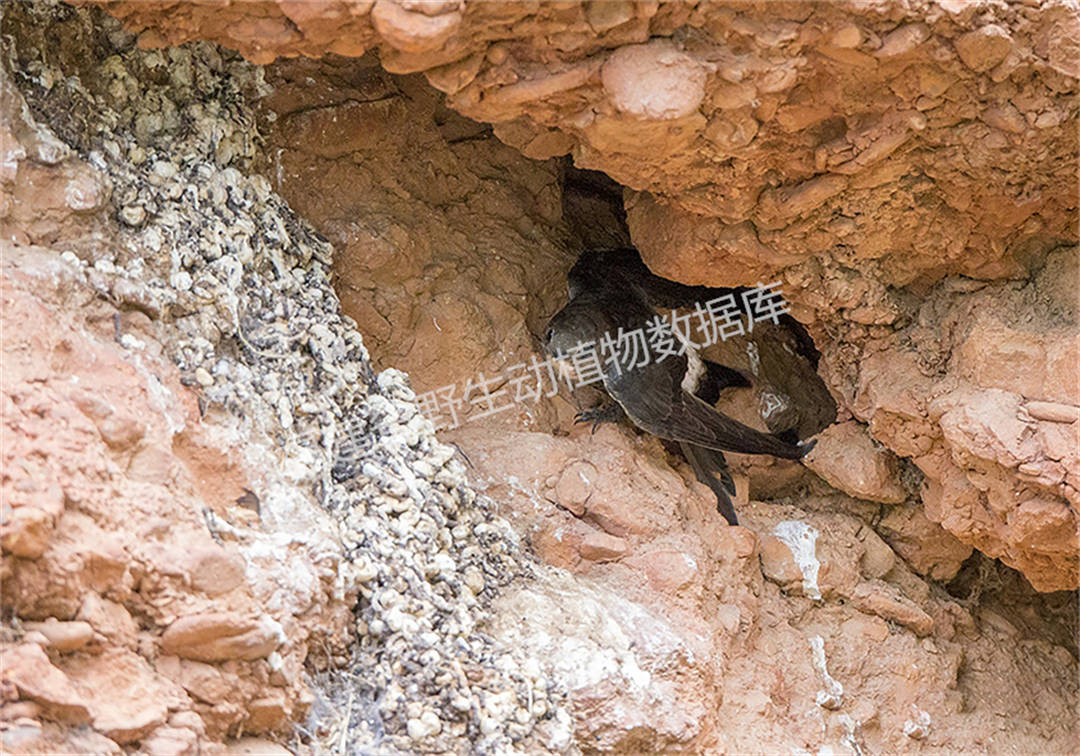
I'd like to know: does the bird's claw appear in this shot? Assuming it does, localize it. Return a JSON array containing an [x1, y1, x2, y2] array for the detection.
[[573, 404, 622, 434], [574, 408, 609, 432]]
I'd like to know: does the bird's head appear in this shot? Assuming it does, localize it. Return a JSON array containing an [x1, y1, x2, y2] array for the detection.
[[543, 299, 602, 360]]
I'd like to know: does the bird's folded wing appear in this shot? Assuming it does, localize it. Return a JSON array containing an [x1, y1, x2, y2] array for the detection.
[[608, 363, 808, 459]]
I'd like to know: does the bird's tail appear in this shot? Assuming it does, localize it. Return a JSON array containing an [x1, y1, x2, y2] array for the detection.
[[680, 441, 738, 526]]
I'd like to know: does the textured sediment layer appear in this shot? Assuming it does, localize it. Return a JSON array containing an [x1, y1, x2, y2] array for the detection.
[[1, 3, 1077, 755]]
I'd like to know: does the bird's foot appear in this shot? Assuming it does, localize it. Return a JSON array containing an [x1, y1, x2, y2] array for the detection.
[[574, 403, 624, 434]]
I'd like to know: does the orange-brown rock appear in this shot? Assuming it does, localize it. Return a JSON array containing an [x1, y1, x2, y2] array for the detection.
[[87, 0, 1076, 301], [20, 620, 94, 653], [140, 725, 201, 756], [1, 644, 91, 725], [3, 3, 1078, 755], [878, 503, 973, 582], [846, 250, 1079, 591], [65, 649, 184, 744], [225, 737, 292, 756], [213, 0, 1078, 594], [159, 614, 282, 663], [578, 530, 628, 563], [0, 234, 344, 751], [182, 546, 248, 598], [76, 595, 138, 649], [0, 505, 59, 559], [803, 421, 908, 504], [852, 580, 935, 637]]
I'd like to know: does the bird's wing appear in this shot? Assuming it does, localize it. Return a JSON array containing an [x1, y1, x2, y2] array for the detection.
[[695, 359, 752, 404], [607, 360, 810, 459], [570, 248, 733, 309]]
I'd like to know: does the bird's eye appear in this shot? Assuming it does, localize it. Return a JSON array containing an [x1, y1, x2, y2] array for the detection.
[[545, 328, 554, 342]]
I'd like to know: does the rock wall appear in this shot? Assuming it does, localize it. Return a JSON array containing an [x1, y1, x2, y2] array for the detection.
[[1, 2, 1077, 756], [84, 0, 1080, 592], [2, 5, 568, 754]]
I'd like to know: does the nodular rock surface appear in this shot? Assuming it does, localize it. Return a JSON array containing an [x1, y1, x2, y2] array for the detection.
[[1, 2, 1077, 755], [83, 0, 1080, 593]]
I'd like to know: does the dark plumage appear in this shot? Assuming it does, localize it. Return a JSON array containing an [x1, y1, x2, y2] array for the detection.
[[544, 249, 816, 525]]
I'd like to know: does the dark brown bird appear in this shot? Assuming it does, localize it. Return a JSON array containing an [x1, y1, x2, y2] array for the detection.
[[545, 249, 815, 525]]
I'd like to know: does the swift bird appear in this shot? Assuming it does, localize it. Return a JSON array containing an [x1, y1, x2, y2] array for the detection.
[[544, 249, 815, 525]]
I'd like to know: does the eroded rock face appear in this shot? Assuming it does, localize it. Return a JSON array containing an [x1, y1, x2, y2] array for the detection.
[[835, 251, 1079, 591], [0, 242, 334, 750], [455, 423, 1077, 754], [90, 1, 1077, 281], [254, 54, 572, 410], [2, 6, 569, 754], [3, 2, 1078, 756], [87, 0, 1080, 595]]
